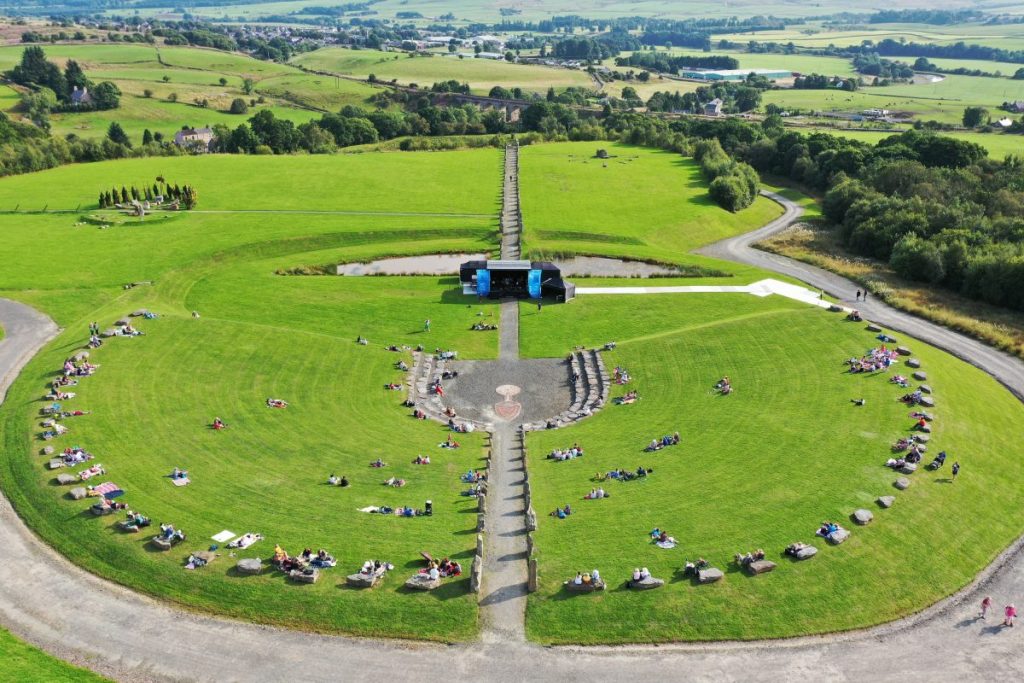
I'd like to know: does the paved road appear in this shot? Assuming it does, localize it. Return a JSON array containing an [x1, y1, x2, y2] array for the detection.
[[3, 184, 1024, 680]]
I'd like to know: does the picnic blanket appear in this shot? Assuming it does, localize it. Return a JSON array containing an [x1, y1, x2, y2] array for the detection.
[[228, 533, 263, 549], [211, 530, 236, 543], [358, 506, 380, 513], [655, 540, 677, 549], [171, 477, 191, 487], [91, 481, 121, 497]]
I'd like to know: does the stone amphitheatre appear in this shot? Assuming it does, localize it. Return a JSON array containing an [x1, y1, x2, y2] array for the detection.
[[0, 141, 1023, 681]]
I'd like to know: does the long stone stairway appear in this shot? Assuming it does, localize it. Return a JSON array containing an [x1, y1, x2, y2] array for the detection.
[[500, 143, 521, 260]]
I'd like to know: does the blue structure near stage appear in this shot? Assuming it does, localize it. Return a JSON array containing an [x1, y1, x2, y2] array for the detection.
[[459, 259, 574, 301]]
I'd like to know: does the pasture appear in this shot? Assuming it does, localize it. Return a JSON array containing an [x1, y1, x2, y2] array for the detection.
[[0, 628, 108, 682]]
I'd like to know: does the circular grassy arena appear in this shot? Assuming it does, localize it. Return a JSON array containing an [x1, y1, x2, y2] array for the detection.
[[0, 145, 1022, 645]]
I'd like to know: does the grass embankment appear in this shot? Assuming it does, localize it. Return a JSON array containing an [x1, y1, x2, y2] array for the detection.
[[520, 293, 1024, 643], [0, 148, 504, 640], [519, 141, 783, 281], [0, 628, 108, 682]]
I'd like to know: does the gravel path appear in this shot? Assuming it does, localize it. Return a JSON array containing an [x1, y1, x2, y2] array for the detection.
[[3, 186, 1024, 680]]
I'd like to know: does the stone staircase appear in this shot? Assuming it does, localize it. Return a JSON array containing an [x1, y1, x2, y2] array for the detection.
[[522, 349, 609, 432], [407, 351, 490, 431], [500, 143, 521, 260]]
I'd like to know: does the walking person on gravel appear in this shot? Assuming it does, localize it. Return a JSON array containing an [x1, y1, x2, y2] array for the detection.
[[981, 596, 992, 619], [1004, 603, 1017, 627]]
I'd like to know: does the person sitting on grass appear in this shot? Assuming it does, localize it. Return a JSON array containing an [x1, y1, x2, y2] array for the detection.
[[328, 474, 340, 486], [441, 434, 460, 449], [266, 398, 288, 408], [817, 521, 841, 537], [212, 417, 226, 430], [413, 454, 430, 465], [683, 558, 709, 576], [735, 549, 766, 566], [929, 451, 947, 470], [396, 361, 409, 372], [384, 477, 406, 488], [847, 310, 862, 322], [785, 542, 810, 557], [645, 439, 662, 452], [715, 376, 732, 394], [370, 458, 386, 468], [171, 467, 188, 481], [615, 390, 639, 405]]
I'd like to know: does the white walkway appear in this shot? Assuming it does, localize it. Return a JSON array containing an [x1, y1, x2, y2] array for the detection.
[[576, 278, 839, 310]]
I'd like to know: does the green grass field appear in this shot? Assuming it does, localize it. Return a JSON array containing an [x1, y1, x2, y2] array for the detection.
[[520, 292, 1024, 643], [0, 628, 107, 682], [519, 141, 781, 276], [291, 48, 594, 95], [794, 127, 1024, 159]]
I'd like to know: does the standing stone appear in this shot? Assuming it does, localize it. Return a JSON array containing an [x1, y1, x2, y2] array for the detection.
[[476, 534, 484, 558], [896, 346, 912, 356], [477, 513, 486, 533], [895, 477, 911, 490], [528, 557, 538, 593], [470, 554, 482, 593], [912, 371, 927, 381], [907, 358, 921, 368], [478, 494, 486, 513], [526, 506, 538, 532], [877, 496, 895, 508], [526, 533, 534, 557]]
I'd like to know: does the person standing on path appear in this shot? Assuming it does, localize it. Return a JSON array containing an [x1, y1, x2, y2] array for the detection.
[[952, 461, 960, 481], [981, 596, 992, 619], [537, 301, 542, 312], [1004, 603, 1017, 627], [856, 290, 861, 301], [424, 319, 430, 333]]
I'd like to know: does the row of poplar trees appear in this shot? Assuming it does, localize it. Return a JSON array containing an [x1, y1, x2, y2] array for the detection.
[[97, 182, 197, 209]]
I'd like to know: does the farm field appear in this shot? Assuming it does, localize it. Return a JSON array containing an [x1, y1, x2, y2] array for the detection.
[[0, 43, 381, 141], [660, 48, 858, 77], [797, 127, 1024, 159], [520, 292, 1024, 643], [291, 48, 595, 95], [519, 141, 782, 275], [0, 627, 108, 682]]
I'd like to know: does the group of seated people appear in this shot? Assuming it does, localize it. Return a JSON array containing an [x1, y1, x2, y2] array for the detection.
[[715, 376, 732, 395], [266, 398, 288, 408], [383, 477, 406, 488], [170, 467, 188, 481], [548, 444, 584, 461], [412, 408, 427, 420], [120, 510, 150, 531], [40, 423, 68, 440], [395, 360, 409, 372], [734, 549, 766, 566], [890, 374, 910, 388], [892, 435, 927, 453], [430, 380, 444, 397], [436, 349, 458, 360], [630, 567, 651, 582], [900, 390, 925, 406], [603, 342, 617, 350], [372, 504, 431, 517], [159, 523, 186, 543], [462, 483, 484, 497], [413, 455, 431, 465], [470, 322, 497, 331], [370, 459, 386, 468], [78, 463, 105, 480], [613, 366, 631, 385], [571, 569, 601, 585], [448, 419, 474, 433], [422, 557, 461, 580], [327, 474, 350, 487], [272, 546, 335, 571], [816, 521, 844, 537], [88, 334, 103, 349], [356, 336, 369, 346], [550, 504, 572, 519], [785, 541, 812, 557], [847, 346, 899, 373], [598, 466, 653, 482], [359, 559, 393, 576], [63, 359, 98, 377], [583, 487, 608, 499], [461, 470, 486, 483], [645, 433, 680, 451], [847, 310, 863, 322], [683, 558, 710, 576], [928, 450, 948, 470], [60, 447, 93, 466], [440, 434, 460, 449], [650, 528, 676, 545], [615, 390, 639, 405]]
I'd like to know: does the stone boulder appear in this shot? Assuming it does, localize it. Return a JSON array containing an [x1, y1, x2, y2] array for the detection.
[[915, 434, 930, 443], [627, 576, 665, 590], [896, 346, 912, 356], [131, 309, 149, 317], [894, 477, 911, 490], [919, 384, 932, 394], [900, 463, 918, 474], [698, 568, 724, 584], [101, 328, 119, 338], [853, 509, 874, 525], [919, 396, 935, 408], [68, 487, 87, 500], [289, 569, 319, 584], [795, 546, 818, 560], [41, 446, 54, 456], [346, 571, 385, 588], [866, 324, 882, 333], [564, 579, 606, 593], [828, 304, 843, 313], [56, 473, 76, 485], [236, 558, 262, 576], [150, 537, 173, 551], [115, 318, 130, 327], [48, 459, 64, 470], [405, 574, 442, 591], [878, 496, 895, 509], [827, 528, 850, 544], [907, 358, 921, 369], [918, 424, 932, 433], [912, 371, 927, 381], [746, 560, 776, 575]]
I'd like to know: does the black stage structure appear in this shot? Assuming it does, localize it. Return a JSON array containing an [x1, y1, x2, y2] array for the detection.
[[459, 259, 574, 301]]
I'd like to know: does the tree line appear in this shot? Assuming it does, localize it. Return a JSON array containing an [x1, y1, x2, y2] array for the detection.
[[97, 181, 197, 209], [615, 52, 740, 74]]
